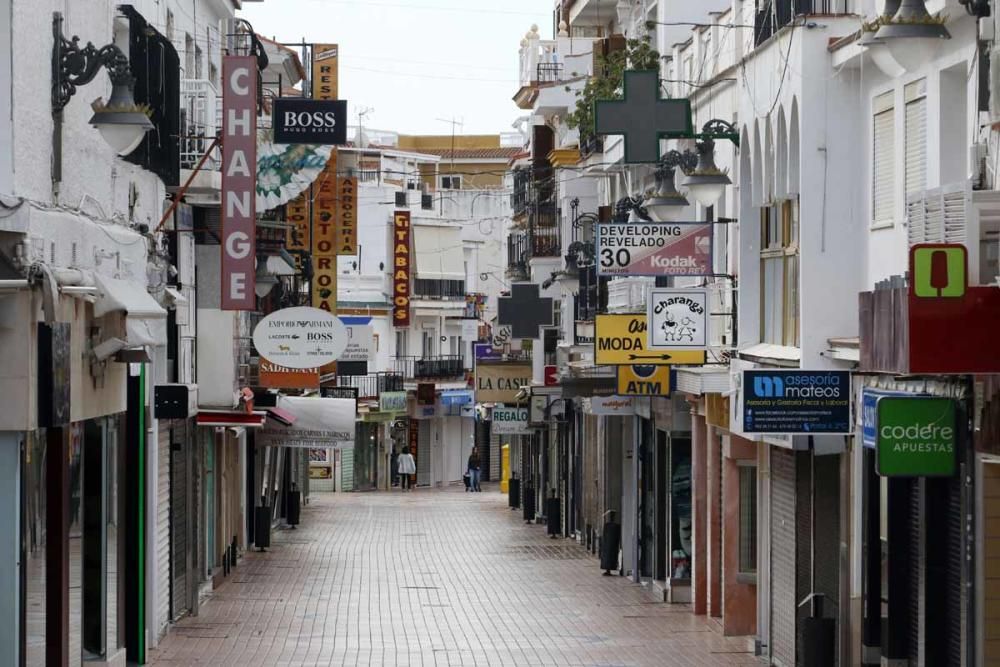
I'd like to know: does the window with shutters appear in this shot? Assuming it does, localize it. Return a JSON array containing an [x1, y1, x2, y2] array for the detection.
[[759, 199, 800, 347], [738, 463, 758, 579], [873, 91, 895, 228], [904, 79, 927, 196]]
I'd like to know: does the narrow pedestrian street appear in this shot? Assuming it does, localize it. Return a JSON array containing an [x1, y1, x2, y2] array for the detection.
[[149, 487, 758, 667]]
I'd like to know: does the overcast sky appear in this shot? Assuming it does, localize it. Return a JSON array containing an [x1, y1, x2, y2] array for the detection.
[[238, 0, 551, 135]]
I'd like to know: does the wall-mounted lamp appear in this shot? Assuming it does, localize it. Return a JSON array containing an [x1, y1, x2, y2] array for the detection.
[[873, 0, 950, 72], [682, 138, 732, 208], [51, 12, 153, 186]]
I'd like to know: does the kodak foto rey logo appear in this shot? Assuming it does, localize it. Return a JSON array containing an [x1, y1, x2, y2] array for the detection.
[[221, 56, 257, 310]]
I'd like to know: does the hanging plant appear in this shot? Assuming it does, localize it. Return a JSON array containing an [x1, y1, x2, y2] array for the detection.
[[565, 36, 661, 149]]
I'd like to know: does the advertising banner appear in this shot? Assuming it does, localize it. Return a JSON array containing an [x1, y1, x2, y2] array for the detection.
[[312, 43, 339, 100], [221, 55, 257, 310], [597, 222, 713, 276], [647, 288, 708, 350], [257, 396, 355, 449], [272, 98, 347, 145], [310, 43, 339, 313], [475, 362, 532, 404], [617, 365, 672, 396], [491, 406, 530, 434], [252, 307, 348, 369], [338, 316, 373, 362], [590, 395, 636, 416], [742, 370, 851, 434], [876, 396, 957, 477], [259, 361, 320, 390], [379, 391, 407, 413], [393, 211, 412, 327], [336, 176, 358, 255], [594, 314, 706, 366]]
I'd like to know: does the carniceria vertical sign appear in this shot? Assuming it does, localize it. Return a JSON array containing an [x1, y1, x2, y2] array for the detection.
[[220, 55, 257, 310]]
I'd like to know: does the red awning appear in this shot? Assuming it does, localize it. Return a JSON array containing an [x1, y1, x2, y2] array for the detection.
[[196, 411, 267, 428], [266, 406, 297, 426]]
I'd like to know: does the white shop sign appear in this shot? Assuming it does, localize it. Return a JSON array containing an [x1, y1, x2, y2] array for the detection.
[[491, 406, 531, 434], [252, 306, 348, 369], [646, 288, 708, 350]]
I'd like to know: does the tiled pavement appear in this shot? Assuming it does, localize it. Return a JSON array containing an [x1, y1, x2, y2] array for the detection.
[[149, 486, 762, 667]]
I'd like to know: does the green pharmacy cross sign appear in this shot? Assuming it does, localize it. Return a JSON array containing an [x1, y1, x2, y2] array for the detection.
[[876, 396, 957, 477], [594, 70, 692, 163]]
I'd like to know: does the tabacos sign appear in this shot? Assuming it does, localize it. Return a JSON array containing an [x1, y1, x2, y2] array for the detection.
[[221, 56, 258, 310], [393, 211, 411, 327], [876, 396, 957, 477]]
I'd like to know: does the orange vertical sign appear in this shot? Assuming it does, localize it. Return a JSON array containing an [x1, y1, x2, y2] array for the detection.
[[393, 211, 412, 327], [286, 192, 310, 254], [310, 43, 339, 314], [336, 176, 358, 255]]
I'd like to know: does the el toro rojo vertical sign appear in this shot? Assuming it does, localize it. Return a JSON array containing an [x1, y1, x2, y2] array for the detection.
[[393, 211, 412, 327], [597, 222, 713, 276], [221, 55, 258, 309]]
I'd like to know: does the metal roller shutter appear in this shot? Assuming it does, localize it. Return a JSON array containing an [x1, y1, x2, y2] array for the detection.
[[169, 421, 190, 620], [417, 420, 431, 486], [488, 425, 500, 481], [770, 447, 797, 667], [155, 421, 171, 638], [340, 449, 355, 491], [908, 478, 922, 663]]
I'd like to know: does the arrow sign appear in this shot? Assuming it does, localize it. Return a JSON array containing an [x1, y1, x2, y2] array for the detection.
[[629, 353, 673, 361]]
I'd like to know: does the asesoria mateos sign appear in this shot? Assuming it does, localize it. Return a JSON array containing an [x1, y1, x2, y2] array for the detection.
[[221, 56, 257, 310]]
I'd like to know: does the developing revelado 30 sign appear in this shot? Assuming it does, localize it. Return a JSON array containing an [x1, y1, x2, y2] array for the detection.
[[597, 222, 713, 276]]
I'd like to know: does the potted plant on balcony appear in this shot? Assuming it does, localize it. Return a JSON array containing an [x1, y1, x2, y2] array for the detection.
[[566, 35, 660, 157]]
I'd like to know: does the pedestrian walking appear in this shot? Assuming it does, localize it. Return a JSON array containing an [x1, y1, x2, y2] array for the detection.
[[467, 446, 482, 492], [390, 446, 399, 488], [397, 445, 416, 491]]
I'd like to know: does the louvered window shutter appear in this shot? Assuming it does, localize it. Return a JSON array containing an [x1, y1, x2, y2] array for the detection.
[[904, 80, 927, 196], [873, 92, 895, 226]]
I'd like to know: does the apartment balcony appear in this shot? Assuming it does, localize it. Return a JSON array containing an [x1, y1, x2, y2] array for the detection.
[[180, 78, 220, 170], [393, 355, 466, 380], [336, 372, 404, 400], [507, 222, 562, 278], [413, 279, 466, 300], [536, 62, 564, 83]]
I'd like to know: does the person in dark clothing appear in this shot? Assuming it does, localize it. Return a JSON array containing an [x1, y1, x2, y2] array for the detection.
[[467, 446, 482, 492]]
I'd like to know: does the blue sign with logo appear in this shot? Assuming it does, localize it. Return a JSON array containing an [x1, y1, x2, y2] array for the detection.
[[743, 370, 851, 434], [860, 388, 921, 448]]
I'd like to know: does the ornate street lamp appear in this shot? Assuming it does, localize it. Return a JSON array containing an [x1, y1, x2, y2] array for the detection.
[[644, 150, 696, 222], [682, 137, 732, 208], [51, 12, 153, 183], [873, 0, 950, 73]]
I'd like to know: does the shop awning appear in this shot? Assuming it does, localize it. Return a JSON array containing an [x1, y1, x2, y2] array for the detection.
[[93, 274, 168, 346], [413, 225, 465, 281], [441, 389, 474, 406], [196, 410, 268, 428], [257, 396, 356, 449], [266, 406, 297, 426]]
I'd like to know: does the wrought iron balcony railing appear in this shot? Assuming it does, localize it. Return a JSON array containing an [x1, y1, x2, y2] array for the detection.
[[393, 355, 466, 380], [336, 372, 405, 399]]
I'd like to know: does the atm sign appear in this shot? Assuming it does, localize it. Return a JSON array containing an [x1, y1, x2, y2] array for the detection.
[[617, 365, 672, 396]]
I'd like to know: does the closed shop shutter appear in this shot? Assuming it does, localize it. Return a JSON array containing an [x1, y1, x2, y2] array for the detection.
[[488, 424, 500, 481], [156, 420, 171, 638], [908, 479, 922, 663], [340, 449, 355, 491], [770, 447, 797, 667], [169, 421, 190, 620], [925, 474, 964, 666], [812, 453, 841, 665], [417, 420, 431, 486]]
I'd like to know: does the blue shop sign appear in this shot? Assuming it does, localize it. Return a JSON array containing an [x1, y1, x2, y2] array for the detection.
[[860, 388, 922, 449], [441, 390, 474, 407], [743, 370, 852, 434]]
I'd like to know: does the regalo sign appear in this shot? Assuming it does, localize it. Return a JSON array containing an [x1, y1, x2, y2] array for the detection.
[[393, 211, 412, 327], [597, 222, 713, 276], [221, 56, 258, 310]]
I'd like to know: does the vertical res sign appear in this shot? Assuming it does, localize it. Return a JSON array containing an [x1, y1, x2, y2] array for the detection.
[[393, 211, 412, 327], [221, 56, 258, 310]]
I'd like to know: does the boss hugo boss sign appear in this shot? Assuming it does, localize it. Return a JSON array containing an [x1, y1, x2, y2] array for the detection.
[[273, 99, 348, 145]]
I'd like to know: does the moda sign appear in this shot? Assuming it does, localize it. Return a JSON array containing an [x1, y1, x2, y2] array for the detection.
[[272, 98, 348, 145], [597, 222, 713, 276], [252, 307, 349, 369], [742, 370, 851, 434], [221, 55, 258, 310], [876, 396, 957, 477]]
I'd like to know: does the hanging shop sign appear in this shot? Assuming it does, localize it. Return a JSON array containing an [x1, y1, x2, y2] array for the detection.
[[336, 176, 358, 254], [285, 192, 310, 257], [876, 396, 957, 477], [257, 396, 355, 449], [596, 222, 713, 276], [475, 361, 532, 404], [417, 383, 436, 405], [393, 211, 412, 327], [272, 98, 348, 145], [497, 283, 553, 340], [379, 391, 407, 413], [860, 388, 911, 449], [647, 288, 708, 350], [338, 316, 373, 362], [617, 365, 672, 396], [311, 174, 338, 312], [529, 395, 548, 425], [221, 55, 258, 310], [491, 406, 531, 434], [594, 314, 706, 365], [461, 319, 480, 340], [742, 370, 851, 434], [473, 342, 502, 361], [574, 320, 595, 345], [590, 395, 636, 416], [252, 307, 348, 369], [259, 360, 320, 390], [441, 390, 474, 407], [544, 365, 558, 386], [312, 43, 339, 99], [322, 386, 358, 401]]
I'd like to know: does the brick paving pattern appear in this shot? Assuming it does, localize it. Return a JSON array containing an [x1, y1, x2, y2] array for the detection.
[[149, 486, 762, 666]]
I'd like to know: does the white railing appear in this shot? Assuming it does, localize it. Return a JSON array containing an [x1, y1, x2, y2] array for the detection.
[[519, 27, 560, 87], [180, 79, 220, 170]]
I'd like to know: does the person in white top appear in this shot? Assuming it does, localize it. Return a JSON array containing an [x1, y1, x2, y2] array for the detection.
[[397, 445, 416, 491]]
